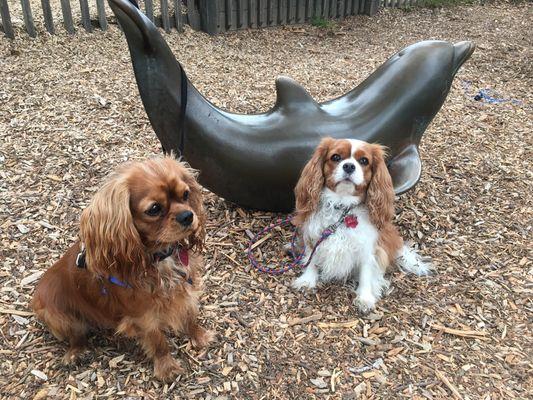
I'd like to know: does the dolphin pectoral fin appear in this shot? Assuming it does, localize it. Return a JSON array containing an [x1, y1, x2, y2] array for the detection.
[[274, 76, 320, 112], [389, 145, 422, 195]]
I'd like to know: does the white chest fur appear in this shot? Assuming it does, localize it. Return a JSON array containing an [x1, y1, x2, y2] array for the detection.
[[302, 189, 379, 283]]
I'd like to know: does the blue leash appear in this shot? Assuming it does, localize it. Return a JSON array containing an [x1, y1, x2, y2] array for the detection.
[[461, 80, 522, 105]]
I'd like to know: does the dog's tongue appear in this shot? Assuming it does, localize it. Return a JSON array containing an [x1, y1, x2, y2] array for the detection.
[[178, 248, 189, 266]]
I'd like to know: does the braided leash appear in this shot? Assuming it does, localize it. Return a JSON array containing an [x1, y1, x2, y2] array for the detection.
[[247, 206, 354, 275], [461, 80, 522, 105]]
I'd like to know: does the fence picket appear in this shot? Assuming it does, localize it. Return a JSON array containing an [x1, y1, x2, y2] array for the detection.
[[305, 0, 312, 20], [59, 0, 75, 33], [201, 0, 218, 34], [258, 0, 267, 27], [249, 0, 257, 28], [40, 0, 54, 34], [20, 0, 37, 37], [288, 0, 296, 23], [188, 0, 201, 30], [279, 0, 286, 24], [173, 0, 182, 31], [96, 0, 107, 30], [238, 0, 248, 28], [338, 0, 344, 19], [224, 0, 231, 30], [145, 0, 154, 22], [267, 0, 277, 26], [0, 0, 14, 38], [79, 0, 92, 32], [160, 0, 170, 31], [296, 0, 305, 23], [313, 0, 322, 18]]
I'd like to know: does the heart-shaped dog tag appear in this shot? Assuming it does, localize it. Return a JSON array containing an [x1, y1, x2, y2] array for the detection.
[[344, 215, 359, 229]]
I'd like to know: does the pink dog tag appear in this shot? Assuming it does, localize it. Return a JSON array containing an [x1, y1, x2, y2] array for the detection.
[[344, 215, 358, 229]]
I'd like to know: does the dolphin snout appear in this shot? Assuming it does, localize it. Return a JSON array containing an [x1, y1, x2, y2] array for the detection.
[[452, 41, 475, 74]]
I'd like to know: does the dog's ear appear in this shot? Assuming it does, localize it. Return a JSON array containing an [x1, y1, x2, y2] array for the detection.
[[80, 174, 149, 286], [366, 144, 395, 229], [293, 137, 333, 226]]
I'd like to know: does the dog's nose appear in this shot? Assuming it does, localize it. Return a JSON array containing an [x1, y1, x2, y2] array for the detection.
[[343, 163, 356, 174], [176, 211, 194, 227]]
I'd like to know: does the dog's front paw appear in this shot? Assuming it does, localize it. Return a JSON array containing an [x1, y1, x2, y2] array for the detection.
[[355, 293, 377, 314], [292, 274, 317, 290], [191, 327, 215, 349], [154, 355, 184, 382], [62, 346, 86, 365]]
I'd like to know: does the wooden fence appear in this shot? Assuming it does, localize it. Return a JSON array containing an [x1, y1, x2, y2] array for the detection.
[[0, 0, 394, 39], [381, 0, 419, 7]]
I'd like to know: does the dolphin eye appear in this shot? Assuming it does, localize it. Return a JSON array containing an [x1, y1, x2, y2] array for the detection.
[[330, 154, 341, 162], [145, 203, 162, 216], [358, 157, 369, 166]]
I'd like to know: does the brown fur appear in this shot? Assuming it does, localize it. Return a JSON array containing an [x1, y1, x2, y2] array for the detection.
[[293, 138, 333, 226], [365, 144, 403, 269], [32, 156, 213, 382]]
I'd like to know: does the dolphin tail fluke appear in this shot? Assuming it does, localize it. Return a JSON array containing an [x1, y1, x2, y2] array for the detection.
[[108, 0, 190, 153], [389, 145, 422, 195]]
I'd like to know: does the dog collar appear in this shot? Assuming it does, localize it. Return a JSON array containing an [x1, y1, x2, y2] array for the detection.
[[75, 243, 192, 287]]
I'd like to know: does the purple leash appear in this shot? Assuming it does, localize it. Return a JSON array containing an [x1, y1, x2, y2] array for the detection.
[[247, 206, 354, 276]]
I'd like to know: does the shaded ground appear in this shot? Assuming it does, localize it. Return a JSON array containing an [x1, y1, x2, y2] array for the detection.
[[1, 3, 532, 399]]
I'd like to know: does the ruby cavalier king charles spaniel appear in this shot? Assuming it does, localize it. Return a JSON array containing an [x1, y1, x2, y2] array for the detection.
[[292, 137, 432, 312], [32, 156, 214, 381]]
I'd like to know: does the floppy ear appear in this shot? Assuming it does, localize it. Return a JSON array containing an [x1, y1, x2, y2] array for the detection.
[[79, 175, 149, 286], [293, 137, 333, 226], [366, 144, 395, 229], [182, 166, 205, 252]]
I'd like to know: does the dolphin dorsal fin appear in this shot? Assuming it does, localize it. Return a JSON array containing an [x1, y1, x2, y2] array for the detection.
[[274, 76, 319, 112]]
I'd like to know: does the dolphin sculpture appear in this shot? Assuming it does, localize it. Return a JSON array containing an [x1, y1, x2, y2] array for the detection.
[[108, 0, 474, 212]]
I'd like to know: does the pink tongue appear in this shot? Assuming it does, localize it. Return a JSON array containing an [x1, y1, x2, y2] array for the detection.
[[178, 248, 189, 266], [344, 215, 359, 229]]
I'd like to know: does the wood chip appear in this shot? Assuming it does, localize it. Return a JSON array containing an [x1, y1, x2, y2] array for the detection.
[[288, 313, 323, 326], [435, 369, 463, 400]]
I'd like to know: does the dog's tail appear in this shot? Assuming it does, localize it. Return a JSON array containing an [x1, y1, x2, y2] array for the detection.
[[396, 244, 433, 276]]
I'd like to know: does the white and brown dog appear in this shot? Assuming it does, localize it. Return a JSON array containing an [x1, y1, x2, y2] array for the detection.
[[291, 137, 431, 312]]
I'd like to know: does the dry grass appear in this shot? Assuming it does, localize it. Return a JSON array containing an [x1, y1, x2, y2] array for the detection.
[[1, 3, 532, 399]]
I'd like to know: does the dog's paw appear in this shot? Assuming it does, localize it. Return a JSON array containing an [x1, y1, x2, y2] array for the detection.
[[154, 355, 184, 382], [62, 347, 85, 365], [292, 274, 317, 290], [355, 293, 377, 315], [191, 327, 215, 349]]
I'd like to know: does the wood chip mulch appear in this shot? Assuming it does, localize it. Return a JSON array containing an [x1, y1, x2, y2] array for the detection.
[[0, 3, 531, 399]]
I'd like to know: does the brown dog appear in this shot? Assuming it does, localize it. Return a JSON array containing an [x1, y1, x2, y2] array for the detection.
[[32, 156, 213, 381]]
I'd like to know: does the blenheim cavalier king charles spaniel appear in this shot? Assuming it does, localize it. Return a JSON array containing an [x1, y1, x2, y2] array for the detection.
[[32, 157, 213, 381], [292, 137, 431, 312]]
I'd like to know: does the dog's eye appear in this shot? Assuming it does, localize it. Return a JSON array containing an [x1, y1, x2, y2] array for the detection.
[[182, 190, 190, 201], [358, 157, 369, 166], [330, 154, 341, 162], [145, 203, 162, 216]]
